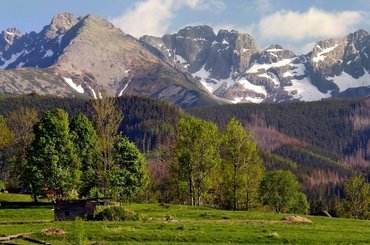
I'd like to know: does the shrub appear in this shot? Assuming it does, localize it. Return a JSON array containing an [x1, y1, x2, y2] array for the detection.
[[93, 206, 139, 221], [0, 180, 5, 191]]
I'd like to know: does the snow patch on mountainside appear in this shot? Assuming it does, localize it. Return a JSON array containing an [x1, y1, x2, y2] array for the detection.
[[63, 77, 84, 93], [247, 58, 293, 74], [231, 96, 264, 104], [284, 77, 331, 101], [87, 85, 97, 99], [175, 55, 189, 68], [43, 49, 54, 58], [0, 51, 24, 69], [329, 71, 370, 92], [284, 63, 306, 77], [238, 79, 267, 95], [118, 79, 132, 96], [312, 44, 338, 63], [193, 65, 227, 93]]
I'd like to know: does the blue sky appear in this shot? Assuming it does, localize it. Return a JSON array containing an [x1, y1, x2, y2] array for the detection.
[[1, 0, 370, 53]]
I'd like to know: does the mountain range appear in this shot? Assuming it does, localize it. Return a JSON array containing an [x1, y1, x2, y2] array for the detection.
[[1, 13, 370, 107]]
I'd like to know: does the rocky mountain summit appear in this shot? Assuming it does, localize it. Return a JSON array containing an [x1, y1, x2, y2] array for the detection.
[[0, 13, 215, 107], [142, 27, 370, 103], [1, 13, 370, 106]]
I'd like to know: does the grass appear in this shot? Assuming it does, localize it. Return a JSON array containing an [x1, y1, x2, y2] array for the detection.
[[0, 195, 369, 244], [0, 193, 34, 202]]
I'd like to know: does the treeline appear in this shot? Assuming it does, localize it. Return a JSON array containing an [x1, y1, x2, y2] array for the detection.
[[189, 98, 370, 211], [189, 98, 366, 156], [0, 94, 181, 153], [0, 98, 147, 201]]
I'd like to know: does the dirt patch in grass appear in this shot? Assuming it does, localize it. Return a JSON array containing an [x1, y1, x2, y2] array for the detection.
[[41, 228, 65, 236], [282, 216, 312, 224]]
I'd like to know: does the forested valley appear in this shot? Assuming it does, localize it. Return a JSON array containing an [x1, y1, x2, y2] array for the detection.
[[0, 94, 369, 219]]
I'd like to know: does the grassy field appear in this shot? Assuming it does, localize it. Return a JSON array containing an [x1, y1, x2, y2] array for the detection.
[[0, 194, 369, 244]]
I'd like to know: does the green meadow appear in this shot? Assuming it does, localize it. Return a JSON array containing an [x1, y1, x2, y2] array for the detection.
[[0, 194, 369, 244]]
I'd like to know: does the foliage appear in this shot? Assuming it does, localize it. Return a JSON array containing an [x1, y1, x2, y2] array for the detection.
[[70, 113, 98, 196], [220, 118, 264, 210], [93, 206, 139, 221], [0, 115, 13, 149], [91, 97, 122, 198], [175, 116, 221, 206], [6, 107, 38, 190], [259, 170, 310, 214], [26, 108, 80, 200], [110, 135, 147, 201], [341, 174, 370, 219], [0, 180, 5, 191]]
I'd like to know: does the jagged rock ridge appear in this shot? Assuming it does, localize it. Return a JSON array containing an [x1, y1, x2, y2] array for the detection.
[[1, 13, 370, 106]]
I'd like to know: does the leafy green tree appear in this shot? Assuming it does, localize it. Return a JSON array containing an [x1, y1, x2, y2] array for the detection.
[[176, 116, 220, 206], [26, 108, 80, 200], [91, 97, 122, 199], [7, 107, 38, 189], [110, 135, 147, 203], [0, 115, 13, 149], [259, 170, 309, 214], [70, 113, 98, 197], [220, 118, 264, 210], [342, 174, 370, 219]]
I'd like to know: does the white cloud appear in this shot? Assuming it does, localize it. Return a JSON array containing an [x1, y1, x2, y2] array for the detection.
[[258, 8, 363, 41], [110, 0, 225, 37]]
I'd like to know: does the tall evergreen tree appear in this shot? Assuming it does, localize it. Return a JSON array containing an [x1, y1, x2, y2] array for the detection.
[[220, 118, 264, 210], [26, 108, 80, 200]]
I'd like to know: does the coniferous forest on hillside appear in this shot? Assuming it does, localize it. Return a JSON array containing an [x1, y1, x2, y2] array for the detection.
[[0, 94, 369, 219]]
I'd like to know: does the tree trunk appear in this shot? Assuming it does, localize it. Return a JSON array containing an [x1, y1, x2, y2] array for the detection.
[[233, 163, 237, 211], [189, 175, 194, 206]]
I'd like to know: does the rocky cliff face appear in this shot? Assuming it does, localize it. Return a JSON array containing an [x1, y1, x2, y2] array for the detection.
[[141, 27, 370, 103], [1, 13, 370, 106]]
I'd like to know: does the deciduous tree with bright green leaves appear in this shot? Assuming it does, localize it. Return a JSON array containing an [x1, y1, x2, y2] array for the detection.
[[26, 108, 80, 201], [342, 174, 370, 219], [0, 115, 13, 149], [220, 118, 264, 210], [70, 113, 98, 197], [110, 135, 147, 203], [259, 170, 309, 214], [7, 107, 38, 189], [176, 116, 220, 206], [91, 97, 122, 199]]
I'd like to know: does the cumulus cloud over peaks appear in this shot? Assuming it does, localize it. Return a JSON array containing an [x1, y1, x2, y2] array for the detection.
[[110, 0, 225, 37], [258, 8, 363, 41]]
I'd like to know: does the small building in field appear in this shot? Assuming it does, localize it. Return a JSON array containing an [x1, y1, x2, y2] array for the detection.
[[54, 200, 96, 221]]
